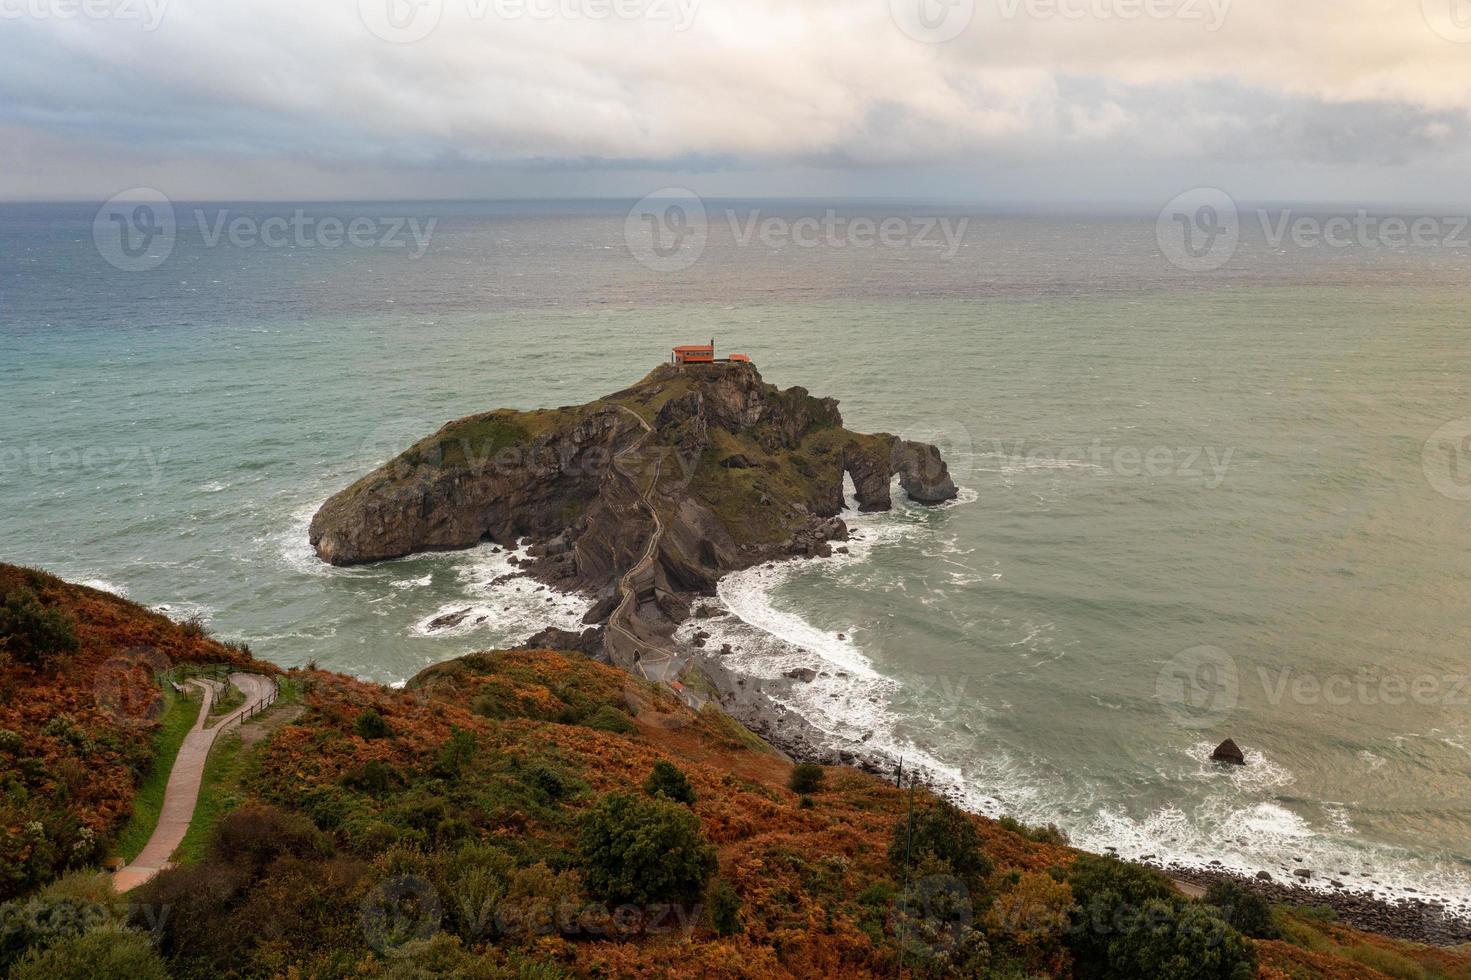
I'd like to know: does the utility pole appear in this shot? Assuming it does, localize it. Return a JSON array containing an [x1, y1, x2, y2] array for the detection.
[[896, 770, 916, 980]]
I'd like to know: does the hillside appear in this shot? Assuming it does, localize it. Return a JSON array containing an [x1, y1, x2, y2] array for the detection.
[[0, 564, 271, 900], [4, 569, 1471, 978]]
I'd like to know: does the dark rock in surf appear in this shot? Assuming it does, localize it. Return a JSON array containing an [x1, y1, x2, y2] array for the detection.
[[1210, 738, 1246, 765], [426, 608, 472, 631]]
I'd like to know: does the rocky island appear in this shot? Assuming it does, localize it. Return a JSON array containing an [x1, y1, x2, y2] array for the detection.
[[310, 361, 957, 754], [310, 360, 956, 575]]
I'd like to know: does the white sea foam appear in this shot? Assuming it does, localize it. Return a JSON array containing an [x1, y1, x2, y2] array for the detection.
[[78, 578, 128, 597], [153, 601, 215, 625], [411, 540, 591, 641], [686, 480, 1033, 813], [271, 498, 347, 579]]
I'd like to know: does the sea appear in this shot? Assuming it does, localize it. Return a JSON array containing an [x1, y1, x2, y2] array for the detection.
[[2, 198, 1469, 913]]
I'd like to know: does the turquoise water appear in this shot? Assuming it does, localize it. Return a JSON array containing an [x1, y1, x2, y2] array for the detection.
[[3, 202, 1469, 909]]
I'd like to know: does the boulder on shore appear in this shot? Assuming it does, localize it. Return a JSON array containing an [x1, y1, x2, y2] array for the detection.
[[1210, 738, 1246, 765]]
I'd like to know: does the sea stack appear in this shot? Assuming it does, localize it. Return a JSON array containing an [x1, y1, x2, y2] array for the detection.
[[1211, 738, 1246, 765]]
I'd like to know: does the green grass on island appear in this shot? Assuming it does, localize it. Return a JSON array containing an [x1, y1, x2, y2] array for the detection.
[[111, 688, 203, 862]]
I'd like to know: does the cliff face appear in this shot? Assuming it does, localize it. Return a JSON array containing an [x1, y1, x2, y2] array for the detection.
[[309, 362, 958, 594]]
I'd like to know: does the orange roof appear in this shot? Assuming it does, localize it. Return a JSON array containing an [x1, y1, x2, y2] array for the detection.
[[673, 344, 713, 352]]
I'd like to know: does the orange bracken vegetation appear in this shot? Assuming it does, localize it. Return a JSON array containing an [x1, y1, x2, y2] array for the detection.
[[0, 564, 270, 898]]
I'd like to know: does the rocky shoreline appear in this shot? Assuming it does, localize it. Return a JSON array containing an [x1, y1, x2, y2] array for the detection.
[[724, 659, 1471, 946], [1162, 863, 1471, 946]]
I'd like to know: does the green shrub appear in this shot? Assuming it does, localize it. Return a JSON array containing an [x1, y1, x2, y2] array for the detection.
[[1204, 879, 1279, 939], [354, 708, 391, 740], [888, 797, 992, 888], [582, 705, 636, 735], [342, 759, 402, 796], [788, 762, 824, 794], [9, 925, 167, 980], [433, 726, 476, 777], [1067, 856, 1255, 980], [643, 761, 696, 805], [705, 877, 742, 936], [577, 793, 716, 905], [525, 763, 573, 802], [209, 803, 329, 869], [1103, 899, 1256, 980], [1067, 854, 1175, 911], [798, 795, 815, 809], [0, 587, 78, 669], [0, 894, 115, 972], [998, 814, 1069, 846]]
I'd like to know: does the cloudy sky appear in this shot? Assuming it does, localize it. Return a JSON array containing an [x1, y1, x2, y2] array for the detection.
[[4, 0, 1471, 205]]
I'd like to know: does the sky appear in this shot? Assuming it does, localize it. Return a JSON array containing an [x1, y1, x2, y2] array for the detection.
[[3, 0, 1471, 206]]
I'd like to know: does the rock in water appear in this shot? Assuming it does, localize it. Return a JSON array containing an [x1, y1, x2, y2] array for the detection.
[[894, 440, 959, 503], [1210, 738, 1246, 765], [426, 608, 472, 631]]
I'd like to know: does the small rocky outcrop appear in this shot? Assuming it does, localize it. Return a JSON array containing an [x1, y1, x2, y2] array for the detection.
[[517, 626, 605, 658], [425, 608, 473, 632], [895, 440, 959, 503], [1211, 738, 1246, 765]]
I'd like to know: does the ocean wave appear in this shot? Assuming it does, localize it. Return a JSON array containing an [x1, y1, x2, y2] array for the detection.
[[77, 578, 128, 597]]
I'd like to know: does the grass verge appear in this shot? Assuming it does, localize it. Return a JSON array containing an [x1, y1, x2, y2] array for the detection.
[[111, 688, 202, 862], [172, 731, 246, 865], [206, 681, 246, 723]]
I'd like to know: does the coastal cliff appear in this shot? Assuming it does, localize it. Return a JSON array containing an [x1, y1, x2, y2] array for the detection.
[[309, 362, 958, 588]]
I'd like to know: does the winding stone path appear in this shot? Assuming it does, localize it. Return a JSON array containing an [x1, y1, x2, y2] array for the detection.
[[605, 406, 695, 695], [112, 672, 277, 893]]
